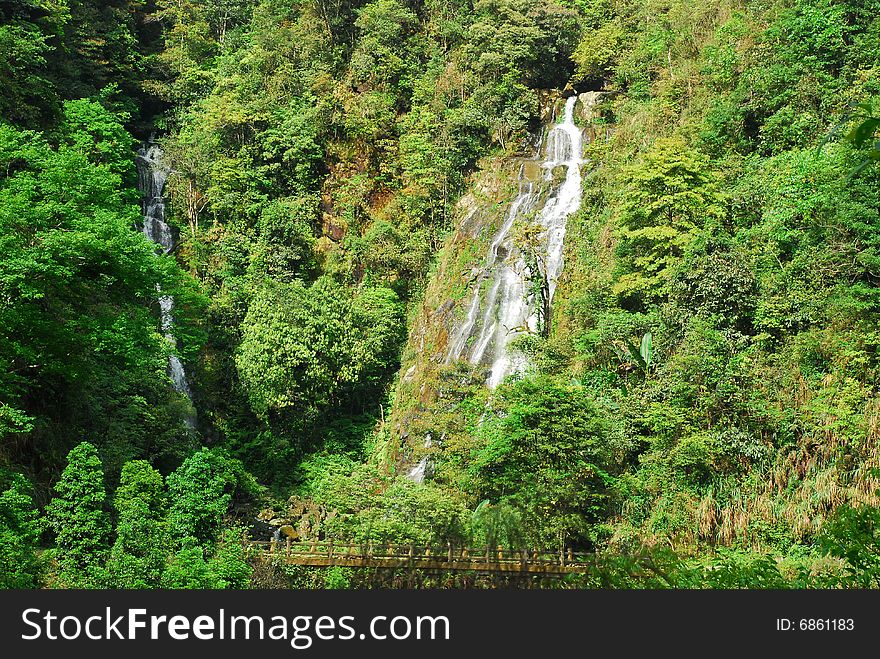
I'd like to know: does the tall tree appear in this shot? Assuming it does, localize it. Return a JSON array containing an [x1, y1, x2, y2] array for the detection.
[[45, 442, 110, 587], [474, 377, 612, 549], [106, 460, 169, 588], [166, 448, 234, 548], [0, 472, 42, 588], [613, 137, 726, 308]]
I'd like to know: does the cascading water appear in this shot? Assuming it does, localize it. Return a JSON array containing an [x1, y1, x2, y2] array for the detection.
[[406, 434, 435, 484], [445, 95, 584, 388], [136, 143, 194, 405]]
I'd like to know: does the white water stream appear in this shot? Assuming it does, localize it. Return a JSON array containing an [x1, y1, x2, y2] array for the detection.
[[136, 143, 193, 403], [445, 95, 584, 388]]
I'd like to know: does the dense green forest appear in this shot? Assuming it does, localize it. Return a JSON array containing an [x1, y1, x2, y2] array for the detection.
[[3, 0, 880, 588]]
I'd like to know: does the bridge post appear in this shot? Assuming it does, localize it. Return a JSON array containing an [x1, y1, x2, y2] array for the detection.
[[447, 542, 452, 563], [328, 539, 334, 559], [286, 536, 291, 557], [270, 537, 276, 554]]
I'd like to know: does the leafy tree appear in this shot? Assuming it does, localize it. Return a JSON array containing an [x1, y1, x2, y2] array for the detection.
[[256, 103, 324, 194], [206, 527, 252, 587], [819, 503, 880, 588], [668, 232, 758, 334], [236, 278, 403, 421], [53, 0, 148, 106], [161, 543, 222, 588], [0, 472, 42, 588], [350, 0, 418, 93], [236, 278, 351, 420], [56, 95, 135, 178], [464, 0, 579, 90], [474, 377, 612, 549], [317, 465, 470, 546], [470, 499, 524, 549], [154, 0, 224, 106], [107, 460, 169, 588], [166, 449, 236, 548], [0, 20, 55, 125], [161, 528, 251, 589], [613, 138, 726, 308], [572, 18, 625, 83], [45, 442, 110, 587], [250, 196, 319, 282]]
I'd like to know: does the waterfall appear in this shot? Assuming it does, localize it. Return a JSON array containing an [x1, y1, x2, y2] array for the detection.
[[405, 434, 435, 484], [135, 143, 194, 405], [446, 186, 537, 366], [444, 95, 585, 388]]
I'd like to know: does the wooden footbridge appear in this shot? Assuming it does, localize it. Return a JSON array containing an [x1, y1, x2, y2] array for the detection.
[[249, 539, 595, 576]]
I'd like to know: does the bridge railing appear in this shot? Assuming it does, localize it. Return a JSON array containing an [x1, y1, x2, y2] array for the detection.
[[249, 539, 595, 567]]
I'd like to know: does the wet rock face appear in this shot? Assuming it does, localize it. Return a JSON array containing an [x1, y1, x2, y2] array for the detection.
[[457, 206, 484, 240], [325, 221, 346, 241], [576, 92, 609, 145], [520, 159, 544, 184], [577, 91, 607, 124]]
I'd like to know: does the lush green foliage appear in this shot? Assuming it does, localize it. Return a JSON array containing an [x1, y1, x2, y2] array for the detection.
[[819, 503, 880, 587], [107, 460, 169, 588], [236, 279, 403, 421], [0, 98, 200, 484], [474, 377, 613, 547], [5, 0, 880, 591], [315, 464, 470, 545], [0, 471, 42, 587], [0, 0, 156, 128], [167, 448, 247, 547], [33, 444, 254, 588], [524, 0, 880, 568], [613, 137, 725, 306], [45, 442, 110, 587]]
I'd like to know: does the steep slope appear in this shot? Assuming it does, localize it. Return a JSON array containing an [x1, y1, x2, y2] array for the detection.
[[375, 0, 880, 563], [390, 91, 608, 471]]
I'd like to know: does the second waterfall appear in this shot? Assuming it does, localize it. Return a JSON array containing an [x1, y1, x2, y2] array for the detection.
[[136, 142, 195, 413], [445, 94, 586, 388]]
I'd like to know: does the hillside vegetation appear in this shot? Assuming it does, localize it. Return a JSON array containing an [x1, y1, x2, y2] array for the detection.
[[3, 0, 880, 588]]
